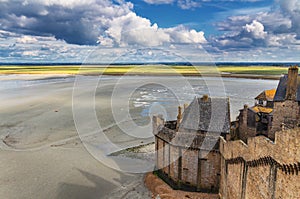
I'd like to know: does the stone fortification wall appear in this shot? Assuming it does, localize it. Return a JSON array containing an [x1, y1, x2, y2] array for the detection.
[[271, 100, 300, 138], [220, 128, 300, 199]]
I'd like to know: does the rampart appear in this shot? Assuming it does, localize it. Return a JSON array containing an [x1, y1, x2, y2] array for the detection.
[[220, 128, 300, 199]]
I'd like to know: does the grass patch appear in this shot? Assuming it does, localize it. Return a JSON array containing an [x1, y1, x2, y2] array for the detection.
[[217, 66, 288, 75]]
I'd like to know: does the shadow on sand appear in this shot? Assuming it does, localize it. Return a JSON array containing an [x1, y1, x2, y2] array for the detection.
[[55, 169, 121, 199]]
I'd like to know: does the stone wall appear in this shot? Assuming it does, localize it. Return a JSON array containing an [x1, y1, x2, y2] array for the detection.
[[245, 164, 276, 199], [238, 107, 257, 142], [153, 115, 165, 136], [156, 138, 164, 170], [199, 151, 220, 192], [181, 149, 198, 186], [271, 100, 300, 138], [170, 145, 179, 181], [155, 135, 221, 193], [276, 169, 300, 198], [220, 128, 300, 199]]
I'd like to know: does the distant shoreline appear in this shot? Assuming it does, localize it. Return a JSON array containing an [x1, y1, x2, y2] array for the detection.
[[0, 62, 299, 66], [0, 72, 281, 80], [0, 65, 288, 80]]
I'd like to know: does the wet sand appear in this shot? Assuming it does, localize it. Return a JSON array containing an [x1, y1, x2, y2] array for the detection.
[[0, 75, 152, 199]]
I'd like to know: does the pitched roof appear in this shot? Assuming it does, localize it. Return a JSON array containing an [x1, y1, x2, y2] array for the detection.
[[255, 89, 276, 101], [274, 74, 300, 102], [179, 96, 231, 133], [250, 106, 273, 114]]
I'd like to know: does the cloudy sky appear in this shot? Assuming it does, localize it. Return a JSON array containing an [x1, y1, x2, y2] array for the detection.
[[0, 0, 299, 63]]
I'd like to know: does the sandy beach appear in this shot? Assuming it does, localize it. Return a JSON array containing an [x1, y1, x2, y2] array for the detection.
[[0, 74, 279, 199]]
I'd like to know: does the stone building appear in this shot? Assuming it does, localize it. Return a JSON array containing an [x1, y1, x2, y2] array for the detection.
[[255, 89, 276, 108], [235, 66, 300, 142], [153, 66, 300, 198], [271, 66, 300, 136], [235, 89, 275, 142], [153, 95, 230, 193]]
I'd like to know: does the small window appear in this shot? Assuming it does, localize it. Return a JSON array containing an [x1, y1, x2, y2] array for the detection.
[[263, 101, 267, 106]]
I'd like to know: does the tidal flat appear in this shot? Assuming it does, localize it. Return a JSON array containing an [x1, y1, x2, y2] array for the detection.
[[0, 74, 278, 198]]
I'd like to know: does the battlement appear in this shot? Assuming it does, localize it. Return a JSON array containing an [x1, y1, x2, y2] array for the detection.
[[220, 128, 300, 164], [220, 128, 300, 199]]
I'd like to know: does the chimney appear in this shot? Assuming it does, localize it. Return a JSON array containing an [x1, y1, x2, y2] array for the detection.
[[176, 106, 182, 131], [201, 94, 209, 102], [285, 66, 299, 100], [183, 103, 189, 111], [242, 105, 248, 126]]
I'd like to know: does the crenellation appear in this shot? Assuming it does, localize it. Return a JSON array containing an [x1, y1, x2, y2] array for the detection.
[[220, 128, 300, 199]]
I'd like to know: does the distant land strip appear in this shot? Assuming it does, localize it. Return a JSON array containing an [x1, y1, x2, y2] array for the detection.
[[0, 65, 293, 80]]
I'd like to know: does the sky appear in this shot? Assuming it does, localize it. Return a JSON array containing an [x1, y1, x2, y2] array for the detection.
[[0, 0, 300, 63]]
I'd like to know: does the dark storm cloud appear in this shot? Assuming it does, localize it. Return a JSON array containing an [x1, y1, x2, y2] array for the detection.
[[0, 2, 97, 45], [0, 0, 133, 45]]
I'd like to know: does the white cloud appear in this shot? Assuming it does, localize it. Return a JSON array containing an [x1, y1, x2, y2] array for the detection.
[[143, 0, 174, 4], [0, 0, 135, 45], [165, 26, 206, 44], [143, 0, 201, 9], [0, 0, 210, 63], [22, 0, 98, 8], [266, 33, 297, 46], [98, 11, 206, 47], [0, 30, 92, 63], [212, 0, 300, 54], [0, 28, 208, 63], [0, 0, 206, 48], [16, 35, 38, 44], [2, 0, 299, 62], [143, 0, 262, 9], [177, 0, 200, 10], [102, 12, 171, 47], [279, 0, 300, 37], [243, 20, 267, 39], [97, 36, 114, 47]]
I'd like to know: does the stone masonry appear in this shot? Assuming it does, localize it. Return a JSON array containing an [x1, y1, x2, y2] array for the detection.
[[220, 128, 300, 199]]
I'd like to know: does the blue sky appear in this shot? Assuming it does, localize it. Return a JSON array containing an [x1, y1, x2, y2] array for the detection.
[[0, 0, 299, 63], [131, 0, 273, 34]]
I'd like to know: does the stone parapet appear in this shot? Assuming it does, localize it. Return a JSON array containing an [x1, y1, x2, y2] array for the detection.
[[219, 128, 300, 199]]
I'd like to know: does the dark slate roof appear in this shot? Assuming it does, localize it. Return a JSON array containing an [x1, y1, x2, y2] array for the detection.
[[156, 130, 220, 150], [179, 97, 231, 133], [274, 74, 300, 102]]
